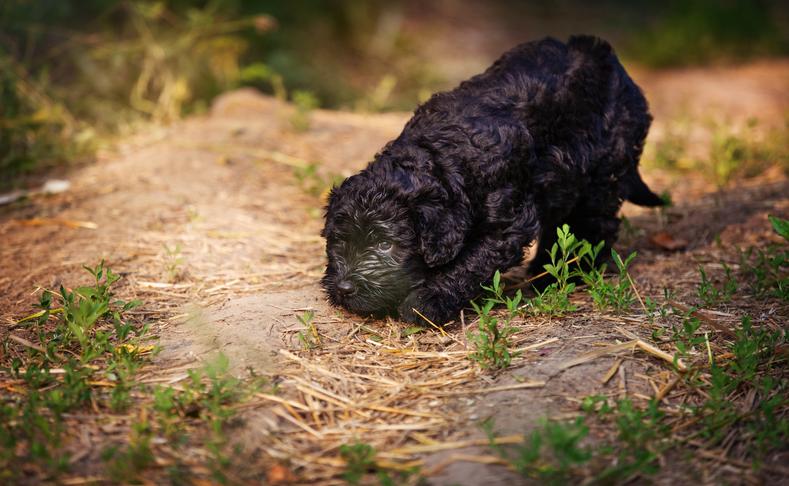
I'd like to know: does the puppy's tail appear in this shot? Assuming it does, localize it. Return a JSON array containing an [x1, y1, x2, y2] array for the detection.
[[622, 169, 664, 207]]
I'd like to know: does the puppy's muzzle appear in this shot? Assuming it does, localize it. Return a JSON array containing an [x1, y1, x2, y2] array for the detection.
[[336, 279, 356, 296]]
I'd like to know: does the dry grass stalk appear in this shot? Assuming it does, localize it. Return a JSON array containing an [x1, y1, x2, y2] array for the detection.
[[390, 435, 524, 455], [423, 453, 512, 475], [559, 341, 637, 370], [670, 300, 739, 339], [617, 326, 688, 371], [654, 375, 682, 403], [601, 358, 623, 384], [11, 218, 99, 229]]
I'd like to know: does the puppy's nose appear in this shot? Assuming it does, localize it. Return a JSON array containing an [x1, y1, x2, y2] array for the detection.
[[337, 280, 356, 296]]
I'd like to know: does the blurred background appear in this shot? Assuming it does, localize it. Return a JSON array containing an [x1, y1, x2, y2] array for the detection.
[[2, 0, 788, 189]]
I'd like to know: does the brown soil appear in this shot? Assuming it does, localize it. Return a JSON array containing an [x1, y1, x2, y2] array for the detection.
[[1, 61, 787, 484]]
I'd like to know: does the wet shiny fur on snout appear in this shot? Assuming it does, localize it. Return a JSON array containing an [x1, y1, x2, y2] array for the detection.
[[321, 198, 425, 316]]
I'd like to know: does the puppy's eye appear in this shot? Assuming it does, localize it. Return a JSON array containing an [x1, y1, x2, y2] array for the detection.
[[377, 241, 393, 252]]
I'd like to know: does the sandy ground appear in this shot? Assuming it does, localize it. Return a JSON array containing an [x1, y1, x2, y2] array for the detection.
[[1, 61, 787, 484]]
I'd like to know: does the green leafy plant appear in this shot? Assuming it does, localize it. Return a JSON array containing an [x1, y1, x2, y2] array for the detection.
[[524, 225, 642, 314], [577, 242, 638, 313], [1, 261, 146, 478], [175, 353, 254, 483], [697, 264, 737, 307], [151, 386, 184, 442], [0, 53, 93, 186], [102, 417, 155, 483], [289, 89, 319, 132], [239, 62, 287, 100], [694, 317, 787, 454], [484, 417, 592, 484], [771, 215, 789, 240], [296, 310, 319, 350], [628, 0, 787, 68], [705, 120, 789, 187], [337, 439, 417, 485], [482, 396, 672, 484], [339, 441, 377, 485], [163, 243, 185, 282], [586, 397, 669, 481], [0, 3, 280, 185], [468, 271, 520, 370], [293, 162, 343, 198], [647, 124, 689, 172], [739, 215, 788, 300], [527, 224, 584, 315]]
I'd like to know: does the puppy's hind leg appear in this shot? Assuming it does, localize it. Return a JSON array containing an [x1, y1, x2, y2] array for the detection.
[[525, 222, 558, 289]]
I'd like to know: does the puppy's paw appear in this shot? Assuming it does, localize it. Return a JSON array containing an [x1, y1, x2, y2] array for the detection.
[[397, 288, 454, 326]]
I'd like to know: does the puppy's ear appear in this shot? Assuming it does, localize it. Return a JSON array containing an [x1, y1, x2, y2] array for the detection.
[[321, 175, 353, 238], [395, 167, 471, 267], [320, 186, 339, 238], [411, 201, 469, 267]]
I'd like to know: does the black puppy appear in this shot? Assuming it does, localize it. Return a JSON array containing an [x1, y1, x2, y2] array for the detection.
[[321, 36, 663, 325]]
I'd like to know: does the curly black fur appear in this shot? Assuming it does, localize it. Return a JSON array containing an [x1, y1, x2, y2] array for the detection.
[[321, 35, 663, 325]]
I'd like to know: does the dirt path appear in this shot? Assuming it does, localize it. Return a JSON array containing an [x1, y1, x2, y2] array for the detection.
[[1, 63, 787, 484]]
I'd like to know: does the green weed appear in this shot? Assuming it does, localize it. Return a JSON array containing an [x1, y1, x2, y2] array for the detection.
[[1, 2, 278, 184], [484, 417, 592, 484], [527, 224, 583, 315], [239, 62, 287, 100], [771, 214, 789, 240], [149, 353, 258, 483], [739, 215, 788, 300], [296, 310, 319, 350], [648, 126, 689, 171], [163, 243, 186, 282], [293, 162, 343, 198], [468, 271, 520, 370], [0, 53, 93, 186], [1, 271, 268, 482], [585, 397, 669, 482], [694, 317, 787, 454], [697, 264, 737, 307], [290, 89, 319, 132], [578, 243, 638, 313], [339, 441, 377, 485], [646, 116, 787, 188], [669, 308, 708, 364], [186, 354, 249, 483], [144, 356, 265, 482], [481, 310, 784, 483], [628, 0, 786, 68], [355, 74, 398, 113], [151, 385, 186, 443], [526, 225, 639, 314], [338, 440, 418, 485], [1, 261, 146, 477], [107, 351, 143, 413], [102, 417, 155, 483], [706, 120, 789, 187]]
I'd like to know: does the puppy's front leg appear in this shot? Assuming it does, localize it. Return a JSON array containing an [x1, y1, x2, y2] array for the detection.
[[398, 231, 534, 325]]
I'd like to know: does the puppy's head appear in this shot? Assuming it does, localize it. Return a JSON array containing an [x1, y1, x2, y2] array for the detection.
[[321, 175, 424, 316], [321, 151, 472, 317]]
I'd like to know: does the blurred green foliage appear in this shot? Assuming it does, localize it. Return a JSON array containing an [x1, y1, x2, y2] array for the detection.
[[645, 116, 789, 187], [626, 0, 788, 67], [0, 0, 436, 187], [1, 0, 271, 186], [1, 0, 786, 187], [0, 55, 91, 183]]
